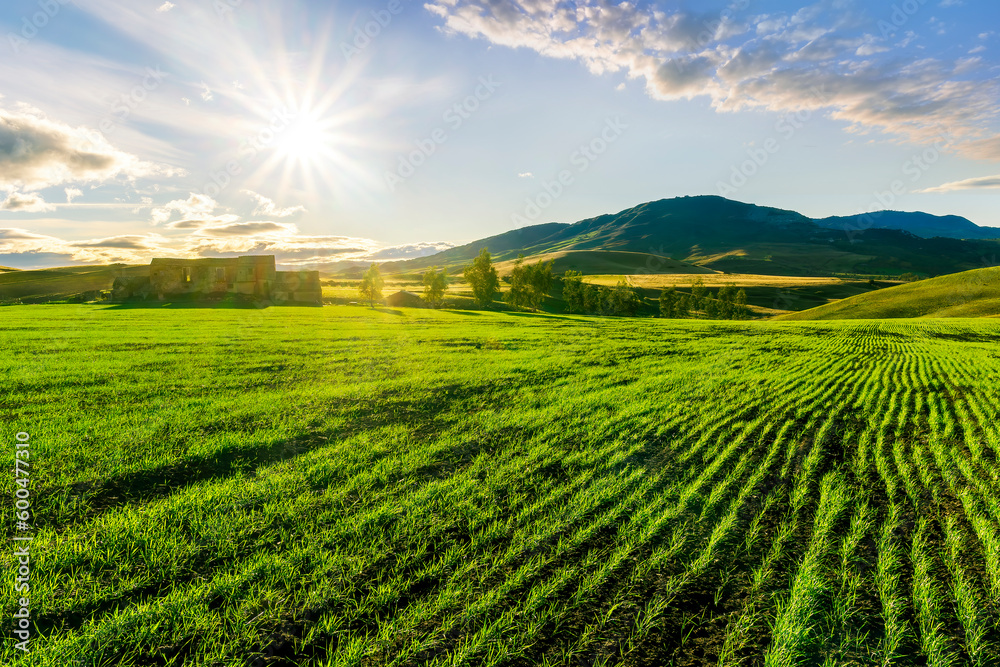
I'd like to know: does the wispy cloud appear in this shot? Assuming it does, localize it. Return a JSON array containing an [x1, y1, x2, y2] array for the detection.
[[919, 174, 1000, 192], [242, 190, 306, 218], [0, 224, 452, 268], [195, 221, 299, 237], [156, 1, 175, 12]]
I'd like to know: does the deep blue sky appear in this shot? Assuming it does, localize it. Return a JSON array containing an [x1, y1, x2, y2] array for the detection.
[[0, 0, 998, 268]]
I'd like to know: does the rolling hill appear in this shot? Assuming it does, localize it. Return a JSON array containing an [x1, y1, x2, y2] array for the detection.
[[380, 196, 1000, 278], [0, 264, 147, 302], [814, 211, 1000, 240], [491, 250, 713, 276], [775, 266, 1000, 320]]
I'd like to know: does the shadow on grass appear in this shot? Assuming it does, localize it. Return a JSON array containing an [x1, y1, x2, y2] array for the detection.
[[100, 297, 322, 310], [505, 311, 578, 322]]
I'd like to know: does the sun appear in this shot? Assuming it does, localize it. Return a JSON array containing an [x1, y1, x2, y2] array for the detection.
[[232, 21, 386, 203], [273, 113, 329, 165], [250, 102, 355, 200]]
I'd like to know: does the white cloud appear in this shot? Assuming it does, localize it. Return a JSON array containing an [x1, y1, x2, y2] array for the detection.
[[0, 222, 456, 268], [370, 242, 455, 260], [424, 0, 1000, 157], [195, 221, 298, 237], [164, 215, 240, 230], [182, 235, 381, 266], [919, 174, 1000, 192], [0, 228, 174, 265], [200, 83, 213, 102], [131, 196, 153, 214], [517, 172, 534, 178], [156, 1, 175, 12], [242, 190, 306, 218], [0, 105, 183, 192], [150, 192, 221, 225], [64, 187, 83, 203], [0, 192, 56, 212]]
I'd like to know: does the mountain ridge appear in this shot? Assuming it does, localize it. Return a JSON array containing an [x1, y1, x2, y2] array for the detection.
[[379, 196, 1000, 278]]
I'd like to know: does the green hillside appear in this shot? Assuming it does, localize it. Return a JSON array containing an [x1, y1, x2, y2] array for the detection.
[[492, 249, 714, 276], [776, 266, 1000, 320], [0, 264, 146, 301]]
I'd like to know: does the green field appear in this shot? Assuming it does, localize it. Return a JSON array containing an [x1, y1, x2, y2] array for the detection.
[[4, 305, 1000, 665]]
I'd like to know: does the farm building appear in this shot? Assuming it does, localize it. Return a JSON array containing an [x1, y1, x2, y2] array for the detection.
[[115, 255, 322, 304]]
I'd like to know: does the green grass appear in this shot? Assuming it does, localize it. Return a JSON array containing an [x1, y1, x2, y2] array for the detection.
[[776, 266, 1000, 320], [3, 305, 1000, 665]]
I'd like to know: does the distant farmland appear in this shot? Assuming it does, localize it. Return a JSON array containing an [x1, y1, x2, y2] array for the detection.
[[3, 305, 1000, 665]]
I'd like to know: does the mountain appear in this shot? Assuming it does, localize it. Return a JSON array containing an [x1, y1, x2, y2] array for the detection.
[[775, 266, 1000, 320], [382, 196, 1000, 278], [814, 211, 1000, 240]]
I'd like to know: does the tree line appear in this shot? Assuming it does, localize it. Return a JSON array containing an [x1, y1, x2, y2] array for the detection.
[[658, 277, 751, 320], [356, 249, 753, 319]]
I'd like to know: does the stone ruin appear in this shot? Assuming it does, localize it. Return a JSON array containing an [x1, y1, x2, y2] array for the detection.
[[113, 255, 322, 305]]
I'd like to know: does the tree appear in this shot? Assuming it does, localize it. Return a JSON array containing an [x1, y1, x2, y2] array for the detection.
[[718, 284, 736, 303], [735, 288, 747, 306], [608, 279, 641, 316], [598, 286, 613, 315], [659, 287, 678, 318], [463, 248, 500, 308], [505, 256, 533, 309], [529, 259, 554, 310], [676, 295, 690, 317], [705, 298, 719, 319], [583, 283, 601, 313], [690, 277, 707, 309], [358, 263, 384, 308], [562, 270, 584, 313], [422, 266, 448, 307]]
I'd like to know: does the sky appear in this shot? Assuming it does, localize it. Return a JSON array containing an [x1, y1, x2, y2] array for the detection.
[[0, 0, 998, 269]]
